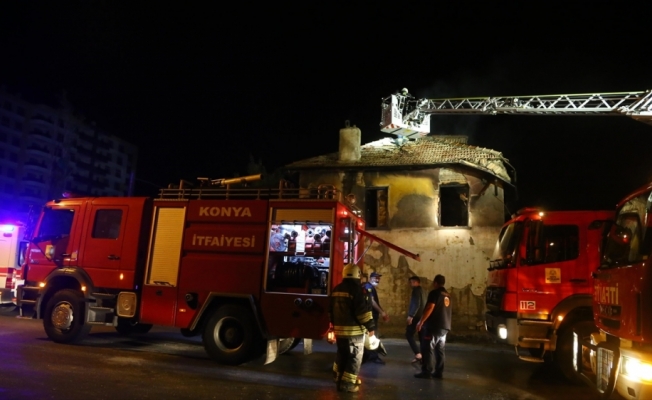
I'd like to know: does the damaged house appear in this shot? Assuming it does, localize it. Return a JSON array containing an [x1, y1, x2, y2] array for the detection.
[[286, 124, 514, 332]]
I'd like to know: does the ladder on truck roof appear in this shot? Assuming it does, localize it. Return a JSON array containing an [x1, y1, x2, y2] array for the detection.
[[381, 89, 652, 138], [158, 180, 342, 202]]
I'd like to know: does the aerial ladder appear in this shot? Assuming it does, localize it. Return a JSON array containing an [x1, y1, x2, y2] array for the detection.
[[380, 89, 652, 138]]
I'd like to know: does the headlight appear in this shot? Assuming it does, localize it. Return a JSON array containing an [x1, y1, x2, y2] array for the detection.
[[622, 357, 652, 382], [498, 324, 508, 340]]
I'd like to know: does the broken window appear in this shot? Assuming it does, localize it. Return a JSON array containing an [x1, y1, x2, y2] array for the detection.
[[439, 184, 469, 227], [365, 187, 388, 229]]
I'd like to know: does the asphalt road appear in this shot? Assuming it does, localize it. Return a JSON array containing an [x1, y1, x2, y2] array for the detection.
[[0, 312, 604, 400]]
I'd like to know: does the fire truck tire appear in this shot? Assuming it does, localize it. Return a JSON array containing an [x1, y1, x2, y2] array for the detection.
[[288, 338, 301, 351], [278, 338, 298, 355], [556, 319, 596, 382], [203, 305, 262, 365], [115, 318, 153, 335], [43, 289, 91, 344]]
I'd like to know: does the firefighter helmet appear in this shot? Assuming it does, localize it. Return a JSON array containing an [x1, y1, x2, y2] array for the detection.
[[342, 264, 361, 279]]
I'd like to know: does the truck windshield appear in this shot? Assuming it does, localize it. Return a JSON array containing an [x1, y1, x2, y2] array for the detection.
[[36, 208, 74, 241], [498, 222, 523, 260], [602, 190, 652, 268]]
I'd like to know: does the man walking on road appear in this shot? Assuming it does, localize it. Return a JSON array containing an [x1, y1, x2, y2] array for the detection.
[[406, 276, 428, 363], [330, 264, 377, 393], [415, 274, 452, 379], [361, 272, 389, 364], [362, 272, 389, 333]]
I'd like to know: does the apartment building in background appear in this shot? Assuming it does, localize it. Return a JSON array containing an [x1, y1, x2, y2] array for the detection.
[[0, 87, 137, 220]]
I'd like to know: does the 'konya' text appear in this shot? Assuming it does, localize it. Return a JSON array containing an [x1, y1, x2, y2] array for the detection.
[[199, 207, 252, 217], [192, 234, 256, 248]]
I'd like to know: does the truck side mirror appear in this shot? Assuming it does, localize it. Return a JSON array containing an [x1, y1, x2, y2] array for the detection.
[[18, 241, 28, 267]]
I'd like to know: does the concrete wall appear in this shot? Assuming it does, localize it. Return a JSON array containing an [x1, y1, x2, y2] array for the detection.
[[299, 167, 507, 333]]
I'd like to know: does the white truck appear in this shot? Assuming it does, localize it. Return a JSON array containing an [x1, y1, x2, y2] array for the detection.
[[0, 222, 27, 314]]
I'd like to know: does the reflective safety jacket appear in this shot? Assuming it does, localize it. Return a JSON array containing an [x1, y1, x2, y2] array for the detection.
[[329, 278, 376, 337]]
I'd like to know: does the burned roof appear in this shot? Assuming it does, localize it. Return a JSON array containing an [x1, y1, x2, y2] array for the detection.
[[286, 136, 512, 182]]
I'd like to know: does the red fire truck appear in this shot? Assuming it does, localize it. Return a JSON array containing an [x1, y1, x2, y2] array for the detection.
[[574, 182, 652, 399], [16, 176, 419, 365], [483, 208, 612, 379]]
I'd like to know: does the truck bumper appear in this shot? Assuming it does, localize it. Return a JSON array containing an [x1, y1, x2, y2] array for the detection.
[[486, 312, 554, 351], [485, 313, 518, 346], [617, 348, 652, 400]]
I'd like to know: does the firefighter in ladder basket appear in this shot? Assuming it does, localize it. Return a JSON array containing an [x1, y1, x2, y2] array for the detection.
[[329, 264, 377, 393]]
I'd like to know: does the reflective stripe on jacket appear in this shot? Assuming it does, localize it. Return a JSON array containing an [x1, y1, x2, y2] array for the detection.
[[329, 279, 376, 337]]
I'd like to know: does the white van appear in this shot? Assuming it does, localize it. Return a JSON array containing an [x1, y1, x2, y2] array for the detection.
[[0, 223, 27, 314]]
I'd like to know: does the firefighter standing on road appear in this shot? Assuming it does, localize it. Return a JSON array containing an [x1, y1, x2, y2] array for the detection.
[[329, 264, 376, 393], [415, 274, 452, 379]]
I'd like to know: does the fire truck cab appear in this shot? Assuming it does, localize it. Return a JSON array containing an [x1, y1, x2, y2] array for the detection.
[[574, 183, 652, 399], [485, 208, 612, 378], [17, 183, 415, 365]]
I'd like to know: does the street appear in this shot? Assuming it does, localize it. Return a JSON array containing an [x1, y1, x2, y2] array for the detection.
[[0, 312, 602, 400]]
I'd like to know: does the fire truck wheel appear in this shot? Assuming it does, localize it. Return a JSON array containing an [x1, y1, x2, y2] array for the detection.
[[203, 305, 261, 365], [115, 318, 153, 335], [43, 289, 91, 344], [288, 338, 301, 351], [278, 338, 298, 355], [556, 319, 597, 382]]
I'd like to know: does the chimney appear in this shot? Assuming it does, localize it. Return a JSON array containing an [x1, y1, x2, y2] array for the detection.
[[339, 120, 361, 161]]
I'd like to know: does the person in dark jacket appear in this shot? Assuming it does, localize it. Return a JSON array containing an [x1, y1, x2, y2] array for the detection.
[[406, 276, 428, 363], [415, 274, 452, 379], [362, 272, 389, 328], [361, 272, 389, 364], [329, 264, 376, 393]]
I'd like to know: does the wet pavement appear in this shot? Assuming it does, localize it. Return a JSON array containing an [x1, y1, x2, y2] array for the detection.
[[0, 312, 607, 399]]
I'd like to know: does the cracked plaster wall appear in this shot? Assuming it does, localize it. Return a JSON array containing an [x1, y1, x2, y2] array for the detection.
[[299, 167, 507, 332]]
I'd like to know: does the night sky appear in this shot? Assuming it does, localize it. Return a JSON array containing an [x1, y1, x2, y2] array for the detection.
[[1, 2, 651, 212]]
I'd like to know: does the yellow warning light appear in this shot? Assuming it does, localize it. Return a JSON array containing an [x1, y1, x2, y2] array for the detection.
[[38, 282, 45, 288], [120, 273, 124, 280], [557, 315, 564, 322], [81, 285, 87, 292], [539, 212, 545, 217]]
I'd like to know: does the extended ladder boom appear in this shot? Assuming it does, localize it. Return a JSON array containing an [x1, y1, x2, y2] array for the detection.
[[381, 90, 652, 138]]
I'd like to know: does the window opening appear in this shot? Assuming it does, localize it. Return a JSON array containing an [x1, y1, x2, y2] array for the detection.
[[439, 184, 469, 227], [92, 209, 123, 239], [527, 223, 579, 265], [365, 187, 388, 228], [602, 191, 652, 268], [37, 208, 74, 239]]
